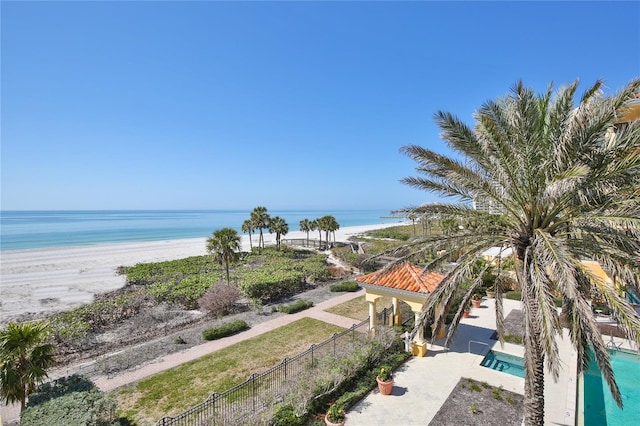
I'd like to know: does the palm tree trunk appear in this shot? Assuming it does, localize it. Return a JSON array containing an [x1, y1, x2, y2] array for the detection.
[[524, 333, 545, 425], [225, 258, 230, 285], [248, 231, 253, 250]]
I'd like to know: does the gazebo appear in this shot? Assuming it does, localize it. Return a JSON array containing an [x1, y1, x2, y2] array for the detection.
[[356, 262, 445, 356]]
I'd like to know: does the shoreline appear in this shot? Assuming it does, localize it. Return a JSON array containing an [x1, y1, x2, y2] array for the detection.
[[0, 222, 399, 325]]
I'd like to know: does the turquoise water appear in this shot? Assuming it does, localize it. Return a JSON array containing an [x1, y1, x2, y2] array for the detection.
[[0, 210, 400, 251], [480, 350, 526, 378], [583, 348, 640, 425]]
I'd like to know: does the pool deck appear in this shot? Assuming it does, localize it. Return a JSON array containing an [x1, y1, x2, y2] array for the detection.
[[345, 297, 578, 425]]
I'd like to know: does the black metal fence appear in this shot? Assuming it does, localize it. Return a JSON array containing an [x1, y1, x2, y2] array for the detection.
[[155, 307, 394, 426]]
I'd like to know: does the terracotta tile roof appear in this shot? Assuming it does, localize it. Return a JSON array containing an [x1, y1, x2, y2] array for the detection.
[[356, 262, 444, 294]]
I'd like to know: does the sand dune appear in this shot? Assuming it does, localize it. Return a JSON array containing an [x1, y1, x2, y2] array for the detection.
[[0, 223, 398, 324]]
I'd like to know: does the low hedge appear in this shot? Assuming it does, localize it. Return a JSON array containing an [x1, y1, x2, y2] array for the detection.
[[329, 281, 360, 292], [278, 299, 314, 314], [202, 320, 249, 341], [505, 291, 521, 301]]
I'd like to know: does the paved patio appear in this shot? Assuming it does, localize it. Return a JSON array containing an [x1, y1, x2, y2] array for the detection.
[[345, 297, 578, 426]]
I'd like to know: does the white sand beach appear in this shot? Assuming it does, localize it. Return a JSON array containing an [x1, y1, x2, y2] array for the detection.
[[0, 223, 398, 325]]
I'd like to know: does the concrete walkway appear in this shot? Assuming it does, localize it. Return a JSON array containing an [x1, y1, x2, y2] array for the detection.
[[1, 289, 367, 424]]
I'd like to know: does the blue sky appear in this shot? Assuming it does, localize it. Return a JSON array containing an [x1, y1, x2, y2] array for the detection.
[[2, 1, 639, 211]]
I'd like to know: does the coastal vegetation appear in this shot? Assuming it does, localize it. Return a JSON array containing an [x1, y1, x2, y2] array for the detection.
[[377, 79, 640, 425], [20, 375, 119, 425]]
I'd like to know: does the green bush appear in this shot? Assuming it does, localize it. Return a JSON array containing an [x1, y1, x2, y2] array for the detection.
[[272, 404, 305, 426], [278, 300, 314, 314], [239, 269, 306, 302], [202, 320, 249, 341], [505, 291, 522, 301], [329, 281, 360, 292], [22, 376, 118, 426]]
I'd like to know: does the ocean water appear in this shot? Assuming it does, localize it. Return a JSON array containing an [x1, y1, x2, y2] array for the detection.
[[0, 210, 401, 251]]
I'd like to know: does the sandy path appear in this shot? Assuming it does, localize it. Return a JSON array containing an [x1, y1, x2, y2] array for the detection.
[[0, 223, 397, 324]]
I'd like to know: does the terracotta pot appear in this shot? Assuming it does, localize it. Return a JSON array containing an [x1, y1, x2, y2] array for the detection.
[[324, 415, 345, 426], [472, 299, 482, 308], [376, 376, 394, 395], [463, 309, 470, 318], [486, 291, 496, 299]]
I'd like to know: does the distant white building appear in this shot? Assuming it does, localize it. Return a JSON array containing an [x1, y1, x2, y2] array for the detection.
[[472, 181, 506, 214]]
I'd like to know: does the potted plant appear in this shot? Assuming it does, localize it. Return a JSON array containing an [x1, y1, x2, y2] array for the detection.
[[486, 285, 496, 299], [376, 365, 394, 395], [463, 308, 470, 318], [471, 293, 482, 308], [325, 403, 346, 426]]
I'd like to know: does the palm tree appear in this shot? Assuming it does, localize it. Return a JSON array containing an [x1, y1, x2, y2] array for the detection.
[[0, 321, 55, 411], [299, 219, 311, 247], [326, 215, 340, 245], [317, 216, 331, 249], [206, 227, 241, 285], [241, 219, 254, 251], [408, 212, 417, 236], [386, 79, 640, 425], [250, 206, 270, 250], [269, 216, 289, 250], [311, 219, 321, 248]]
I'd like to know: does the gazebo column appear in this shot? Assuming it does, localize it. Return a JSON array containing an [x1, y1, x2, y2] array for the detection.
[[368, 299, 377, 332], [411, 309, 428, 357], [392, 297, 401, 326]]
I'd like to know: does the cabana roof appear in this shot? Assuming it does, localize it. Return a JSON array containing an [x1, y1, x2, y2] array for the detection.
[[356, 262, 444, 295]]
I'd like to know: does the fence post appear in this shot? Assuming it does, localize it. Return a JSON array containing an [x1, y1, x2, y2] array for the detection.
[[251, 373, 257, 413], [311, 343, 315, 367], [332, 333, 337, 357]]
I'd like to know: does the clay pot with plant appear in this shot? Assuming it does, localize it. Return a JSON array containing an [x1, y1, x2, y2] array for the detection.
[[325, 403, 346, 426], [376, 366, 394, 395], [471, 293, 482, 308]]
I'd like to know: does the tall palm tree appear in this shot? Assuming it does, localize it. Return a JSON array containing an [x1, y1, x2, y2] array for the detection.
[[206, 227, 241, 285], [241, 219, 254, 251], [408, 212, 417, 236], [385, 79, 640, 426], [326, 215, 340, 245], [310, 219, 320, 248], [317, 216, 331, 249], [269, 216, 289, 250], [299, 218, 311, 247], [0, 321, 55, 411], [250, 206, 270, 250]]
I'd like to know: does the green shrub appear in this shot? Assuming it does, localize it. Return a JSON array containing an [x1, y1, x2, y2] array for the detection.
[[278, 300, 314, 314], [26, 375, 96, 407], [239, 269, 306, 302], [22, 376, 118, 426], [202, 320, 249, 341], [272, 403, 305, 426], [505, 291, 522, 301], [329, 281, 360, 292]]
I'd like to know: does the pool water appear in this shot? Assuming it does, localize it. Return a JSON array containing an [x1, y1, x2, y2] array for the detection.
[[583, 348, 640, 425], [480, 350, 525, 378]]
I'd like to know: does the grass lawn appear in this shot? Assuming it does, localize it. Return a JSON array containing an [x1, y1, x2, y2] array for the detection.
[[325, 295, 414, 322], [115, 317, 345, 425]]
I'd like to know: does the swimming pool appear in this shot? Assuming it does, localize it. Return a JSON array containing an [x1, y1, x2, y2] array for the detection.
[[480, 350, 525, 378], [583, 348, 640, 425]]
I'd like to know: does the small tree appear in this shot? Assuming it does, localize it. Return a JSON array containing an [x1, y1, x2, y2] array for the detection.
[[0, 321, 55, 411], [197, 282, 241, 317]]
